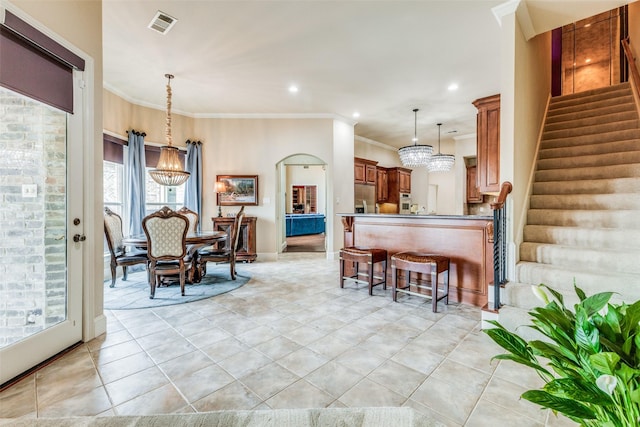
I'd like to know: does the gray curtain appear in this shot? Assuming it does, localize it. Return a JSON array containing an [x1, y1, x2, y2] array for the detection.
[[126, 130, 146, 236], [185, 140, 203, 231]]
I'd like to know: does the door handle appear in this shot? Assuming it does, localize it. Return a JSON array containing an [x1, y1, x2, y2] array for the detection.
[[73, 234, 86, 242]]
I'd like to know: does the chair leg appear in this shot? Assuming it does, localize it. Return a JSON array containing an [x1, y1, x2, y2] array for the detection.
[[444, 262, 450, 306], [123, 266, 128, 281], [368, 260, 374, 296], [339, 257, 345, 288], [110, 261, 117, 288], [149, 268, 156, 299], [230, 259, 236, 280], [180, 268, 185, 296], [382, 260, 387, 290], [392, 264, 398, 302], [431, 265, 438, 313]]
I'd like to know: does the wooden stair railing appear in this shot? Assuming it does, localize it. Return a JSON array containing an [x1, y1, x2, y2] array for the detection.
[[490, 181, 513, 311], [622, 37, 640, 112]]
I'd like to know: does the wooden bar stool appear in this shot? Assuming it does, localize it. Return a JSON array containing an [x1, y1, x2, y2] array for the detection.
[[391, 252, 450, 312], [340, 247, 388, 295]]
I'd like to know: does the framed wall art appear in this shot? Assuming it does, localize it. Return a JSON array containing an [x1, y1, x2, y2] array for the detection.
[[215, 175, 259, 206]]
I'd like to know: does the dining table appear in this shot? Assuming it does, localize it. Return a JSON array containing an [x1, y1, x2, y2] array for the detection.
[[123, 231, 227, 283]]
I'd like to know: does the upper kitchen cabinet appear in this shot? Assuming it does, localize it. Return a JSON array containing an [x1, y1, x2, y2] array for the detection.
[[376, 167, 388, 202], [385, 167, 412, 204], [472, 94, 500, 194], [354, 157, 377, 185]]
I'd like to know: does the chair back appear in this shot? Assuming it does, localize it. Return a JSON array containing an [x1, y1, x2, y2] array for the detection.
[[177, 207, 199, 233], [104, 207, 125, 255], [229, 206, 245, 257], [142, 206, 188, 261]]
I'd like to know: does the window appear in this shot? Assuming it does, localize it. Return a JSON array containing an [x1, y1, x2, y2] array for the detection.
[[145, 168, 185, 215]]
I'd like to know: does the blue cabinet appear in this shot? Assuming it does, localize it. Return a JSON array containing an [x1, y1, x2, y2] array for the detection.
[[286, 214, 325, 237]]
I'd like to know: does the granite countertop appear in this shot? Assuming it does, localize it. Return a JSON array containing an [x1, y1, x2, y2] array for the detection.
[[336, 213, 493, 220]]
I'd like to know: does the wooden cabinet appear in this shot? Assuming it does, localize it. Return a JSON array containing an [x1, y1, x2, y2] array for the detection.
[[354, 157, 377, 185], [376, 167, 388, 202], [466, 164, 483, 203], [211, 216, 257, 262], [472, 94, 500, 193], [291, 185, 316, 213], [385, 167, 412, 204]]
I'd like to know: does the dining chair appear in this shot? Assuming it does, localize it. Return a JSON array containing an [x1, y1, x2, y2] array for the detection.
[[199, 206, 245, 280], [103, 207, 148, 288], [177, 206, 199, 233], [142, 206, 189, 299]]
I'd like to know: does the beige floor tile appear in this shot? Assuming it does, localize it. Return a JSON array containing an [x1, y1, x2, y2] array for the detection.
[[134, 328, 185, 352], [333, 347, 387, 377], [266, 379, 335, 409], [281, 324, 328, 346], [172, 364, 235, 402], [104, 366, 169, 406], [236, 325, 281, 346], [338, 377, 405, 407], [144, 337, 198, 365], [466, 399, 543, 427], [36, 366, 103, 409], [304, 361, 364, 398], [367, 360, 427, 398], [37, 386, 111, 418], [90, 339, 145, 366], [0, 375, 36, 418], [172, 317, 217, 337], [430, 359, 491, 396], [492, 360, 546, 391], [200, 336, 250, 362], [114, 383, 188, 415], [410, 376, 480, 425], [276, 348, 329, 377], [97, 351, 156, 384], [158, 349, 215, 381], [480, 376, 547, 424], [86, 328, 134, 353], [546, 411, 580, 426], [403, 399, 462, 427], [192, 381, 262, 411], [185, 327, 233, 349], [255, 336, 302, 360], [218, 348, 273, 378], [391, 344, 444, 375], [239, 362, 300, 400]]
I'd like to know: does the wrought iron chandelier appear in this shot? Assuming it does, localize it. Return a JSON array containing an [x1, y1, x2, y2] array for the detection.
[[149, 74, 190, 186], [427, 123, 455, 172], [398, 108, 432, 167]]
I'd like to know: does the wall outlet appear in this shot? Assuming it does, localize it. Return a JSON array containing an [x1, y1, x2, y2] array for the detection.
[[22, 184, 37, 198]]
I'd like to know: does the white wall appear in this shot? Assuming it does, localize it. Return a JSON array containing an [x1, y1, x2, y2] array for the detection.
[[285, 165, 326, 214]]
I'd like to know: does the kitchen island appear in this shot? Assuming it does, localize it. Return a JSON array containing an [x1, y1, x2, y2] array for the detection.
[[338, 213, 494, 307]]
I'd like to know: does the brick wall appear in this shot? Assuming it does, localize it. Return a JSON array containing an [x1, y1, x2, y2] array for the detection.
[[0, 87, 67, 347]]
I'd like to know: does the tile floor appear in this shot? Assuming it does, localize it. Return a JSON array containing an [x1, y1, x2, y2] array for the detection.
[[0, 253, 577, 426]]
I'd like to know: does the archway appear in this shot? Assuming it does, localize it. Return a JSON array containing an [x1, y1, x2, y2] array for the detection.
[[275, 154, 327, 254]]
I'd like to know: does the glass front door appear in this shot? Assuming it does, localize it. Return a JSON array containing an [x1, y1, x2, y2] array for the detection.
[[0, 79, 83, 385]]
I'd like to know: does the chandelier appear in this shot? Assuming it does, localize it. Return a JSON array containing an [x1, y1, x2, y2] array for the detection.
[[398, 108, 432, 167], [149, 74, 190, 186], [427, 123, 455, 172]]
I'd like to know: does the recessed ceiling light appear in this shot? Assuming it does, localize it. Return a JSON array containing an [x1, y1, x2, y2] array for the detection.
[[288, 85, 299, 93], [352, 112, 360, 118], [448, 83, 459, 91]]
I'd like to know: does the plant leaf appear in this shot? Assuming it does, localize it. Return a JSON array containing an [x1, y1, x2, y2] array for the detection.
[[544, 377, 612, 404], [574, 284, 587, 302], [589, 352, 620, 375], [483, 327, 531, 360], [580, 292, 614, 318], [541, 283, 566, 307], [529, 340, 579, 365], [522, 390, 597, 419], [575, 310, 600, 354], [491, 354, 551, 377]]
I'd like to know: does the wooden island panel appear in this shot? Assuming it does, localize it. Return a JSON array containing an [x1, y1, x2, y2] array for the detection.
[[340, 214, 493, 307]]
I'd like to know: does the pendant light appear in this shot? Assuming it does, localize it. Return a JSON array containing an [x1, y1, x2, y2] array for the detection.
[[427, 123, 455, 172], [149, 74, 191, 186], [398, 108, 433, 167]]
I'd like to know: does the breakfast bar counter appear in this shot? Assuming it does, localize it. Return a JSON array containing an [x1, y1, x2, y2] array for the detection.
[[338, 213, 494, 307]]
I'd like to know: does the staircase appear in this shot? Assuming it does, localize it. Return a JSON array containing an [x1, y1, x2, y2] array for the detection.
[[499, 82, 640, 330]]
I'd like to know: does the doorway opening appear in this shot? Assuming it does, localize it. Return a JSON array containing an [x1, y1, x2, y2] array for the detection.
[[276, 155, 327, 253]]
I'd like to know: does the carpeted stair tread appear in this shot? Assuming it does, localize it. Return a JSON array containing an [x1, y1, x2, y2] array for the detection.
[[523, 224, 640, 249], [542, 118, 638, 140], [537, 150, 640, 170], [529, 193, 640, 210], [545, 102, 637, 125], [544, 110, 638, 132], [548, 82, 629, 102], [515, 262, 640, 299], [541, 128, 640, 150], [532, 177, 640, 195], [548, 84, 632, 109], [527, 208, 640, 229], [538, 139, 640, 160], [519, 242, 640, 274], [535, 163, 640, 182]]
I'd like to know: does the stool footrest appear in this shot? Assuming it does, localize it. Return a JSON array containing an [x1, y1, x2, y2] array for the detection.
[[395, 284, 449, 302]]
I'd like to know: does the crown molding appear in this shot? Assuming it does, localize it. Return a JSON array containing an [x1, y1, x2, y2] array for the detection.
[[354, 135, 398, 152], [492, 0, 520, 26]]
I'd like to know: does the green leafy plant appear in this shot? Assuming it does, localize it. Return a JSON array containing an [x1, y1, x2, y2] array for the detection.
[[484, 284, 640, 426]]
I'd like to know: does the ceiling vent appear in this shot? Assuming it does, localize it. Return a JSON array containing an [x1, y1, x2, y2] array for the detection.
[[148, 11, 177, 35]]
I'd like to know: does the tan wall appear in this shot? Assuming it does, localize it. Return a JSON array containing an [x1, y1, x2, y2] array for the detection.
[[104, 90, 195, 147], [11, 0, 104, 339], [630, 2, 640, 72]]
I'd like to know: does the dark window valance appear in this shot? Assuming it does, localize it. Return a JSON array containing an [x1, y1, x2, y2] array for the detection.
[[103, 134, 125, 164], [0, 10, 85, 113]]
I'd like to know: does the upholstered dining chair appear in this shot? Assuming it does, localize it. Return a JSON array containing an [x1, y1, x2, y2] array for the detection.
[[142, 206, 189, 299], [199, 206, 245, 280], [103, 207, 148, 288], [177, 206, 198, 233]]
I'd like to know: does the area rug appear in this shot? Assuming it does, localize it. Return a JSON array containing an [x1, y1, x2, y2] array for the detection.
[[0, 407, 435, 426], [103, 269, 250, 310]]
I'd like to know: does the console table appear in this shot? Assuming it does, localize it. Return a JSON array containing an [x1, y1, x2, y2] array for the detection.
[[211, 216, 257, 262]]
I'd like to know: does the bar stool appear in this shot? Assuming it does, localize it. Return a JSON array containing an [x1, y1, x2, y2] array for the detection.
[[391, 252, 450, 312], [340, 246, 388, 295]]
